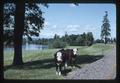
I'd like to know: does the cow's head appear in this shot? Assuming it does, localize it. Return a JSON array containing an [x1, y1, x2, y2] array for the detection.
[[73, 48, 78, 55], [56, 51, 62, 62]]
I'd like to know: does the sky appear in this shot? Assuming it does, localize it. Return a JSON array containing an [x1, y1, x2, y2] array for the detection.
[[38, 4, 116, 40]]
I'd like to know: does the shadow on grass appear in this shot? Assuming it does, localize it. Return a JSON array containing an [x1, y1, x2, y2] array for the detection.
[[75, 55, 104, 65], [4, 58, 55, 71], [4, 55, 104, 73]]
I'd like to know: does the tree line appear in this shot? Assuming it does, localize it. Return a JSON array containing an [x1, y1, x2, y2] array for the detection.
[[23, 31, 116, 49], [51, 32, 94, 48], [22, 32, 94, 48]]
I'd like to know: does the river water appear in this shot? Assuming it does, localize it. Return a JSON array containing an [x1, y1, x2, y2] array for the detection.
[[4, 44, 48, 51]]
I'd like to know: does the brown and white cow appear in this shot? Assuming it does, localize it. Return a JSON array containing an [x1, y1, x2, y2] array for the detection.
[[65, 48, 78, 68], [54, 48, 78, 75]]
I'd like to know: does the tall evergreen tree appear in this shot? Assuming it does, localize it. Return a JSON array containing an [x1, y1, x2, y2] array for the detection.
[[101, 11, 111, 44]]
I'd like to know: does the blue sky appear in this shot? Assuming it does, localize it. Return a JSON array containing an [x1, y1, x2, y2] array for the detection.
[[38, 4, 116, 40]]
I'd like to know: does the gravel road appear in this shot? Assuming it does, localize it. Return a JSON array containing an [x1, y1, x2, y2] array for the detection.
[[65, 45, 116, 80]]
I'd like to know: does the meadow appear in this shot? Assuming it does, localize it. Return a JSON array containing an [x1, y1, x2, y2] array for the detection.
[[4, 43, 114, 79]]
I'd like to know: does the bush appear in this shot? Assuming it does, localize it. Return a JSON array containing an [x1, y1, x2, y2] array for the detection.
[[95, 39, 104, 43], [51, 39, 67, 48]]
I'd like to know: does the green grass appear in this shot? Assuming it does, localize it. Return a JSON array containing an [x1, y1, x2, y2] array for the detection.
[[4, 43, 115, 79]]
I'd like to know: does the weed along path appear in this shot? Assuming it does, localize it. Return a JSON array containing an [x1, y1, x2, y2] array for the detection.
[[65, 45, 116, 79]]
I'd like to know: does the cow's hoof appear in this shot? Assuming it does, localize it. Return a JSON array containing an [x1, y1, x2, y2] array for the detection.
[[58, 72, 61, 75], [65, 64, 68, 68], [56, 72, 58, 75], [72, 66, 75, 68]]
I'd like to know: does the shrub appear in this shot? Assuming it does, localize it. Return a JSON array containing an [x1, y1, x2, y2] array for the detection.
[[51, 39, 67, 48]]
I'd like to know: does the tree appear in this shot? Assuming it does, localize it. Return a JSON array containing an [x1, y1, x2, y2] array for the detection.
[[4, 2, 48, 66], [75, 32, 94, 46], [62, 32, 70, 45], [86, 32, 94, 46], [4, 3, 15, 46], [76, 35, 84, 46], [52, 34, 67, 48], [13, 3, 48, 66], [13, 2, 25, 65], [110, 38, 113, 44], [54, 34, 60, 40], [101, 11, 111, 44], [52, 39, 66, 48], [81, 32, 87, 46], [113, 38, 116, 43], [95, 39, 104, 43], [24, 3, 48, 40], [69, 34, 78, 46]]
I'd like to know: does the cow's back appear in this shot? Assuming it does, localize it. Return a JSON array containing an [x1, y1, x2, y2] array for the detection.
[[65, 49, 74, 61]]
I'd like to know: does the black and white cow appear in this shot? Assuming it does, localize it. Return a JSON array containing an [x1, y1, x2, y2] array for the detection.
[[54, 48, 78, 75]]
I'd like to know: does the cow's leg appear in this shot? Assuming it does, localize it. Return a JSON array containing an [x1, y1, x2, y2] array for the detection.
[[56, 63, 61, 75], [72, 59, 75, 68], [65, 61, 68, 68], [69, 58, 72, 67], [62, 61, 66, 70], [70, 59, 75, 68], [56, 63, 59, 75], [72, 55, 76, 68], [58, 64, 62, 75]]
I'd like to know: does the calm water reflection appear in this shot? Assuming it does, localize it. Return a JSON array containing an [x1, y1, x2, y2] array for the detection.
[[4, 44, 48, 51]]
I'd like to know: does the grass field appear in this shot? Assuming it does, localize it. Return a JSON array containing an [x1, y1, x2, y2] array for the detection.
[[4, 43, 115, 79]]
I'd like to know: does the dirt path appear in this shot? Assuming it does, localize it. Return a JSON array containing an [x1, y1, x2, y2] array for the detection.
[[65, 45, 116, 79]]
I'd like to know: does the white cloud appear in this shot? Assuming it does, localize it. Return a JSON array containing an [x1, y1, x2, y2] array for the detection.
[[40, 24, 102, 39], [81, 24, 101, 39], [52, 25, 57, 28], [69, 28, 77, 32], [66, 25, 72, 28], [69, 4, 76, 7], [83, 26, 95, 33], [39, 30, 54, 38], [84, 25, 98, 31], [63, 25, 78, 35], [66, 24, 80, 32], [66, 24, 79, 28]]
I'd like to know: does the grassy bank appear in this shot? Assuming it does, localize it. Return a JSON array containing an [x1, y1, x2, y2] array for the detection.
[[4, 43, 115, 79]]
